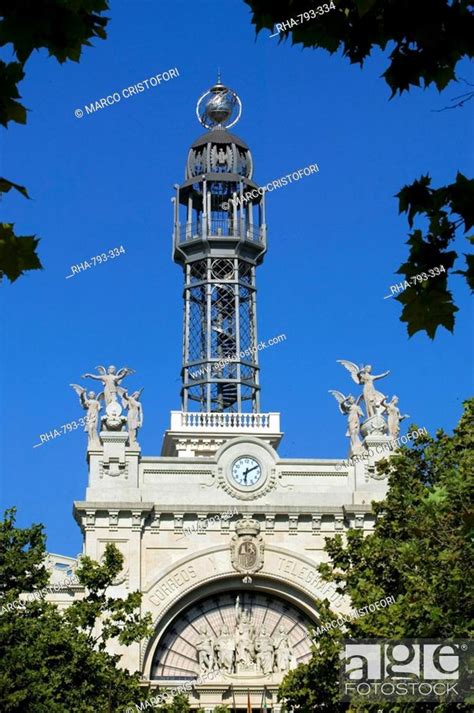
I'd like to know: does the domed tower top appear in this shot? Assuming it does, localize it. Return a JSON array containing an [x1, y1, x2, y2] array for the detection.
[[187, 76, 252, 181]]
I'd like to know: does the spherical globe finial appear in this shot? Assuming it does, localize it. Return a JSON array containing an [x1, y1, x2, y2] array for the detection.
[[196, 76, 242, 130]]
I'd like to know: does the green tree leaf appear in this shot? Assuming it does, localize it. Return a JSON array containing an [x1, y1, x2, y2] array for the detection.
[[397, 281, 458, 338], [354, 0, 378, 17], [449, 172, 474, 231], [0, 177, 29, 199], [0, 60, 26, 127], [0, 224, 42, 282]]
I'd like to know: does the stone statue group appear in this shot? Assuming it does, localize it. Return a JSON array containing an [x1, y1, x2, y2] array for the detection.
[[196, 597, 293, 677], [330, 360, 409, 451], [70, 365, 143, 448]]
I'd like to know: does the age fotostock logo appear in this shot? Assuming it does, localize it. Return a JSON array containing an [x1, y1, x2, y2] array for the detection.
[[340, 639, 472, 702]]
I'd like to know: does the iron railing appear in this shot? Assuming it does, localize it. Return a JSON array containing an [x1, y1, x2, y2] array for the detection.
[[176, 220, 264, 245]]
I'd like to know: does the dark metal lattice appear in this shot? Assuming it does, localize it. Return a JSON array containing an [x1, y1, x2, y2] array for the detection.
[[182, 255, 259, 412], [174, 127, 266, 412]]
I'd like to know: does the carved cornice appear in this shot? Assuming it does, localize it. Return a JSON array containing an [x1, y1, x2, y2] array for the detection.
[[143, 469, 214, 476], [279, 471, 348, 477], [73, 502, 154, 533]]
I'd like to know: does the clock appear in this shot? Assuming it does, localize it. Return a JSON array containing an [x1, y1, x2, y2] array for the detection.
[[231, 456, 262, 487]]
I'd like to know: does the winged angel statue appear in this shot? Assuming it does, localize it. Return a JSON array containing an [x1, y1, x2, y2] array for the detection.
[[329, 391, 364, 451], [82, 365, 135, 406], [382, 395, 409, 440], [337, 361, 390, 419], [121, 388, 144, 446], [70, 385, 103, 447]]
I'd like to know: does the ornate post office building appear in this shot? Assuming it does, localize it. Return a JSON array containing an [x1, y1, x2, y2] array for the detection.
[[50, 78, 404, 712]]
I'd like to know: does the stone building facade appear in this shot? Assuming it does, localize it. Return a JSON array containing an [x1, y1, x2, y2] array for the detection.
[[49, 79, 398, 712]]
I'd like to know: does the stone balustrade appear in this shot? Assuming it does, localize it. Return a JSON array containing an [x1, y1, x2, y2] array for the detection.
[[170, 411, 280, 432]]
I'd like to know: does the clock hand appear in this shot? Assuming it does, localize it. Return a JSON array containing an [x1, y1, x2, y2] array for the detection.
[[246, 465, 259, 474]]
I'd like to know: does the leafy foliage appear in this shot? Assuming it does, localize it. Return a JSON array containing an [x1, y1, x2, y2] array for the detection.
[[65, 543, 154, 651], [154, 692, 192, 712], [395, 172, 474, 337], [0, 178, 42, 282], [0, 0, 109, 67], [0, 222, 42, 282], [0, 60, 26, 127], [244, 0, 474, 96], [279, 605, 343, 711], [0, 1, 110, 283], [278, 401, 474, 711], [0, 178, 29, 198], [0, 509, 155, 711], [244, 0, 474, 337], [0, 508, 49, 597]]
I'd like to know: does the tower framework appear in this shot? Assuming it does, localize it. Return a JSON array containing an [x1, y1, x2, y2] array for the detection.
[[173, 79, 267, 413]]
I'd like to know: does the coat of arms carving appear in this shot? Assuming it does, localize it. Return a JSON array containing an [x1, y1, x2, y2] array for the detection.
[[230, 518, 264, 583]]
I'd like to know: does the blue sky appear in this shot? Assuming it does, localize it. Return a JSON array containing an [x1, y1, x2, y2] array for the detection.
[[1, 0, 472, 557]]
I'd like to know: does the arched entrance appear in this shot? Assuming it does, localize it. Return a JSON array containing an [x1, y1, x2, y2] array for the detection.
[[145, 580, 318, 711]]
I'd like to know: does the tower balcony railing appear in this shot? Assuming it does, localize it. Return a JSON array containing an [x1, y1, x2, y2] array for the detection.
[[175, 220, 265, 246], [170, 410, 280, 432]]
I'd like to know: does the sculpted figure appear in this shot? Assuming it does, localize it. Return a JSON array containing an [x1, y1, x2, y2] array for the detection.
[[70, 385, 102, 447], [235, 596, 255, 666], [255, 625, 274, 675], [383, 395, 409, 440], [338, 361, 390, 419], [215, 625, 235, 673], [273, 626, 293, 672], [235, 596, 253, 628], [122, 388, 143, 445], [329, 391, 364, 451], [236, 620, 255, 666], [196, 625, 214, 673], [82, 365, 135, 406]]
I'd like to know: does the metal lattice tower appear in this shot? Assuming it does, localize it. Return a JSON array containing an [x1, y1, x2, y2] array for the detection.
[[172, 77, 267, 413]]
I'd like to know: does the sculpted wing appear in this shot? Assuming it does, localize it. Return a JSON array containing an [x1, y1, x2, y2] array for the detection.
[[329, 390, 350, 414], [337, 359, 361, 385], [95, 365, 107, 375], [70, 383, 85, 397], [70, 383, 87, 408], [116, 385, 127, 399], [117, 366, 135, 378], [134, 389, 144, 425]]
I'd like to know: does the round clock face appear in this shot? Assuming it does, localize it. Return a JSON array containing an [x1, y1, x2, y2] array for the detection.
[[231, 456, 262, 487]]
